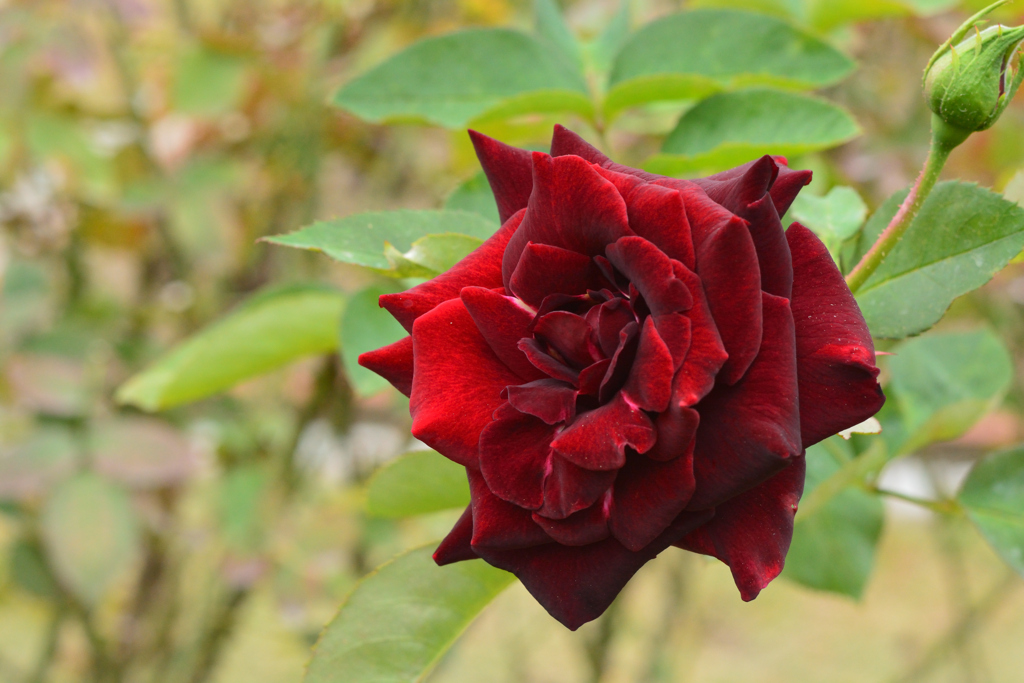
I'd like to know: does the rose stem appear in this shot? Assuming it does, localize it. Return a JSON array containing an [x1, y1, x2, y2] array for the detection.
[[845, 114, 971, 293]]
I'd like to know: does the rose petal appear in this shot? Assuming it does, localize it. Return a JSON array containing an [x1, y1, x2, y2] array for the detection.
[[461, 286, 545, 382], [382, 210, 523, 332], [622, 183, 696, 270], [605, 236, 693, 316], [474, 508, 713, 630], [533, 311, 599, 368], [769, 163, 813, 217], [533, 497, 610, 546], [506, 378, 578, 425], [676, 457, 805, 600], [652, 313, 691, 369], [598, 321, 639, 403], [518, 338, 580, 385], [469, 129, 534, 223], [787, 223, 885, 447], [468, 469, 551, 551], [434, 505, 477, 565], [552, 392, 655, 471], [501, 153, 633, 286], [479, 409, 555, 510], [646, 401, 699, 462], [411, 298, 522, 467], [622, 317, 675, 412], [538, 452, 617, 519], [587, 298, 636, 358], [672, 263, 727, 405], [509, 242, 604, 307], [691, 155, 779, 215], [358, 335, 413, 396], [687, 292, 801, 510], [609, 449, 696, 551], [689, 207, 763, 385]]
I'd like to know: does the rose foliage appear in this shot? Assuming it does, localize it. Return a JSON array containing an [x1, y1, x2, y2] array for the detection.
[[360, 126, 885, 629]]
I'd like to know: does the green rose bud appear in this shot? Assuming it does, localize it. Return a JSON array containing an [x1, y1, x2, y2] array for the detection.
[[923, 0, 1024, 135]]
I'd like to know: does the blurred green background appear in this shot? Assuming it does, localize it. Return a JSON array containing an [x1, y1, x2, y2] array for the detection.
[[2, 0, 1024, 682]]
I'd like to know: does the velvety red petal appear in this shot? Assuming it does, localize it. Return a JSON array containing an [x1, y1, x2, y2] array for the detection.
[[533, 311, 599, 368], [506, 379, 578, 425], [622, 317, 675, 413], [501, 153, 633, 286], [676, 457, 805, 600], [588, 298, 636, 358], [578, 358, 611, 396], [787, 223, 885, 446], [742, 193, 793, 299], [598, 321, 639, 403], [769, 164, 813, 217], [672, 263, 727, 405], [410, 298, 522, 467], [550, 124, 662, 185], [538, 452, 616, 519], [509, 242, 604, 307], [433, 505, 478, 565], [460, 286, 545, 382], [479, 409, 554, 510], [552, 392, 655, 471], [687, 292, 801, 510], [533, 497, 610, 546], [518, 338, 580, 385], [621, 183, 696, 270], [382, 210, 523, 332], [605, 236, 693, 316], [609, 449, 696, 551], [690, 209, 763, 385], [646, 400, 699, 462], [468, 469, 551, 551], [691, 155, 779, 214], [475, 508, 713, 630], [469, 129, 534, 224], [652, 313, 691, 369], [357, 335, 413, 397]]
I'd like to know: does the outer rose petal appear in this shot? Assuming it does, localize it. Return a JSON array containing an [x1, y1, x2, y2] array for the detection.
[[468, 469, 552, 551], [357, 335, 413, 396], [461, 286, 546, 382], [691, 155, 779, 216], [676, 457, 805, 600], [469, 129, 534, 223], [475, 508, 713, 630], [687, 292, 802, 510], [410, 298, 522, 467], [621, 183, 696, 270], [769, 163, 813, 216], [787, 223, 885, 446], [434, 505, 477, 565], [382, 210, 524, 332], [501, 153, 633, 286]]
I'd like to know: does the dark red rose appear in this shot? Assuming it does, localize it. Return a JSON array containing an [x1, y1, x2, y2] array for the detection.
[[360, 125, 884, 630]]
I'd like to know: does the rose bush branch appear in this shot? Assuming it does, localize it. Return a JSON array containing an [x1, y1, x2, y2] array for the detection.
[[847, 0, 1024, 293]]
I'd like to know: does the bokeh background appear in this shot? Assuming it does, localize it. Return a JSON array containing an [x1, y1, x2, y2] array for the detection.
[[2, 0, 1024, 682]]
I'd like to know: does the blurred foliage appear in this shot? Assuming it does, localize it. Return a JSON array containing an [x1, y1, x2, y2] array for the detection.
[[3, 0, 1024, 682]]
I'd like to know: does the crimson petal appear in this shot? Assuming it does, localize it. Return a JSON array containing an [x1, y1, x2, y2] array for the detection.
[[461, 286, 545, 382], [469, 129, 534, 224], [533, 311, 599, 368], [479, 409, 554, 510], [506, 379, 578, 425], [533, 498, 610, 546], [410, 298, 522, 467], [610, 450, 696, 551], [687, 292, 801, 510], [509, 242, 603, 307], [605, 236, 693, 316], [646, 401, 699, 462], [382, 210, 523, 332], [676, 457, 805, 600], [622, 317, 675, 413], [622, 183, 696, 270], [518, 338, 580, 385], [501, 153, 633, 286], [357, 335, 413, 397], [787, 223, 885, 446], [538, 452, 616, 519], [672, 263, 727, 405], [475, 508, 713, 630], [433, 506, 477, 565], [468, 469, 551, 551], [552, 392, 655, 471]]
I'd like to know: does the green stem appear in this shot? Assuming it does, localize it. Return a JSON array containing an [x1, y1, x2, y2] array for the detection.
[[869, 486, 961, 515], [846, 115, 971, 293]]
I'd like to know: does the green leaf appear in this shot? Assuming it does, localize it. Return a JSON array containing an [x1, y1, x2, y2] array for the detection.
[[366, 450, 470, 518], [384, 234, 485, 278], [332, 29, 593, 128], [853, 182, 1024, 339], [40, 473, 141, 605], [789, 186, 868, 256], [605, 10, 854, 118], [590, 0, 632, 74], [264, 210, 497, 275], [687, 0, 802, 21], [444, 172, 500, 224], [646, 89, 859, 176], [535, 0, 583, 71], [783, 441, 883, 598], [173, 44, 248, 116], [340, 286, 408, 397], [887, 329, 1013, 454], [959, 446, 1024, 576], [305, 545, 514, 683], [117, 285, 344, 411], [805, 0, 911, 33]]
